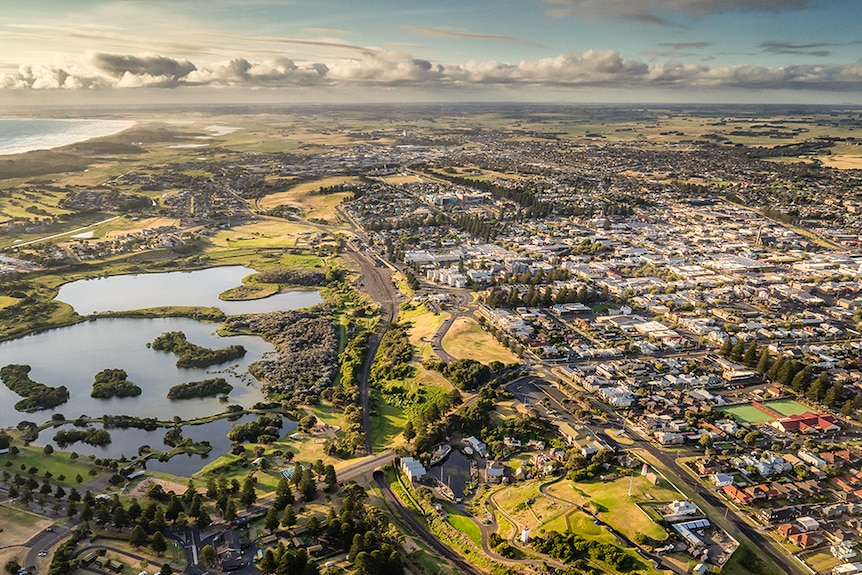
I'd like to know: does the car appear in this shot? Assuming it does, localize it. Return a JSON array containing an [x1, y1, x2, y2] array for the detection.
[[38, 551, 47, 557]]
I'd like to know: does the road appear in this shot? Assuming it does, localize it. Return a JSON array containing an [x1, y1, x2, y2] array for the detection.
[[373, 471, 484, 575], [23, 525, 71, 571]]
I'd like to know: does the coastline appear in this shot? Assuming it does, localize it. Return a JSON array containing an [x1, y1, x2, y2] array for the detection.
[[0, 118, 135, 156]]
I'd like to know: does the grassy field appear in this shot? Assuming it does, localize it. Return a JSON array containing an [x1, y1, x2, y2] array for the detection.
[[442, 503, 482, 547], [441, 316, 518, 364], [257, 176, 359, 222], [798, 548, 843, 573], [3, 445, 101, 487], [401, 302, 449, 357], [370, 395, 409, 451], [767, 399, 812, 417], [545, 475, 676, 541], [718, 403, 772, 424], [0, 295, 21, 310]]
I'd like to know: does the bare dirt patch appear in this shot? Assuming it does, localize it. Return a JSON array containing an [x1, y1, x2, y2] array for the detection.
[[127, 477, 190, 497]]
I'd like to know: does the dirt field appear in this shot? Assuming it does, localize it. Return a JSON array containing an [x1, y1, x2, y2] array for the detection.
[[127, 477, 191, 497], [0, 505, 53, 545], [104, 217, 181, 238]]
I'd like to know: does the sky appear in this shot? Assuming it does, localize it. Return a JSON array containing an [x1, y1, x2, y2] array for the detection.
[[1, 0, 861, 105]]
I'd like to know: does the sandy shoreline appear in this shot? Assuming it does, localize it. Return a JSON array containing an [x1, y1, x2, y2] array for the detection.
[[0, 118, 136, 156]]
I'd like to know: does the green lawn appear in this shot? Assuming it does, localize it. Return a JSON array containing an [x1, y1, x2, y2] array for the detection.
[[766, 399, 812, 417], [3, 446, 101, 488], [442, 503, 482, 547], [719, 399, 812, 424], [546, 476, 676, 542], [0, 295, 20, 310], [718, 403, 773, 424], [370, 396, 408, 451]]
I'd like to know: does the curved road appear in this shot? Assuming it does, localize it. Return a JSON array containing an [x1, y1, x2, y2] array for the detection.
[[373, 471, 484, 575]]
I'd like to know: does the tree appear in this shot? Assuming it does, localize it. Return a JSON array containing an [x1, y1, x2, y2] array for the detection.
[[273, 476, 294, 511], [259, 550, 277, 575], [240, 475, 257, 507], [151, 532, 167, 556], [224, 498, 237, 522], [200, 545, 216, 567], [281, 504, 296, 528], [699, 434, 713, 450], [160, 564, 173, 575], [742, 341, 758, 367], [306, 515, 319, 536], [730, 340, 746, 362], [756, 348, 772, 374], [113, 505, 129, 529], [719, 336, 733, 357], [129, 525, 148, 549], [197, 510, 212, 530], [743, 430, 761, 446], [299, 469, 317, 502], [324, 465, 337, 491], [43, 444, 54, 456], [265, 507, 280, 533], [402, 420, 416, 442]]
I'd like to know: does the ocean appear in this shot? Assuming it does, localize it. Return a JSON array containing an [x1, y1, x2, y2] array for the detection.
[[0, 118, 134, 156]]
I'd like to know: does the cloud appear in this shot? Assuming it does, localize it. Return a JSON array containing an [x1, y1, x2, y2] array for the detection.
[[543, 0, 818, 24], [659, 42, 712, 49], [759, 41, 834, 57], [1, 49, 861, 94], [400, 25, 543, 47], [91, 54, 197, 84]]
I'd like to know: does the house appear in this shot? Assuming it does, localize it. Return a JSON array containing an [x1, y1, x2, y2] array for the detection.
[[666, 500, 699, 517], [832, 544, 857, 560], [696, 458, 724, 475], [723, 485, 753, 505], [464, 436, 487, 458], [798, 450, 828, 469], [789, 532, 816, 548], [655, 431, 685, 445], [777, 523, 799, 538], [834, 562, 862, 575], [401, 457, 426, 482], [486, 461, 506, 483], [760, 505, 809, 524], [796, 516, 821, 532], [712, 473, 735, 487]]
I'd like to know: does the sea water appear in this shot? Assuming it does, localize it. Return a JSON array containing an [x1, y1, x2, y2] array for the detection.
[[0, 117, 133, 155]]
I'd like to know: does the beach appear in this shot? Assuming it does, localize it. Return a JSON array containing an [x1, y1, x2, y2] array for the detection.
[[0, 118, 134, 156]]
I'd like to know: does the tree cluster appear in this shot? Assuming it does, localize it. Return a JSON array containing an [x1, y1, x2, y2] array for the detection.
[[0, 364, 69, 412], [151, 331, 247, 368], [532, 531, 634, 571], [223, 310, 338, 401], [167, 378, 233, 400], [91, 368, 142, 399]]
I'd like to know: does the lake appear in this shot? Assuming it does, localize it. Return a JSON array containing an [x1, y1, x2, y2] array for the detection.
[[42, 414, 298, 477], [56, 266, 322, 315], [0, 266, 321, 475]]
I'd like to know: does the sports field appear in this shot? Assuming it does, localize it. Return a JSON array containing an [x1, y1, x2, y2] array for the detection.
[[719, 399, 810, 424]]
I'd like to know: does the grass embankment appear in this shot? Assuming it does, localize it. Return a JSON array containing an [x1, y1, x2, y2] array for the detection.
[[441, 316, 518, 364], [442, 503, 482, 547]]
